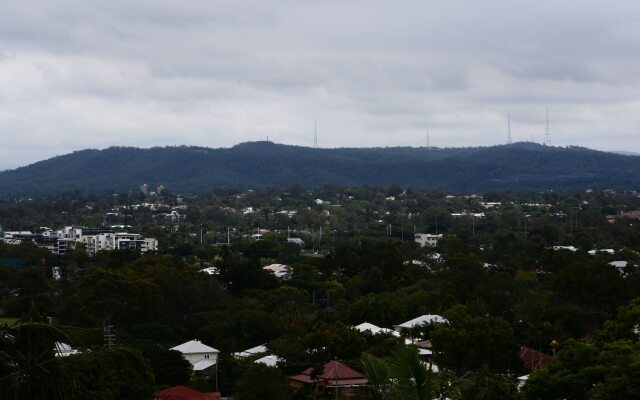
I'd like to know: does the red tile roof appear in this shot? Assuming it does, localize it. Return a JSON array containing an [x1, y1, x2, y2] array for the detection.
[[154, 386, 221, 400], [290, 361, 367, 387], [518, 346, 553, 371]]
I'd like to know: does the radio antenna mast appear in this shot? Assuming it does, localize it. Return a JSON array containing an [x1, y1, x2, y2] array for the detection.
[[314, 121, 318, 148], [544, 108, 551, 145], [507, 113, 512, 144]]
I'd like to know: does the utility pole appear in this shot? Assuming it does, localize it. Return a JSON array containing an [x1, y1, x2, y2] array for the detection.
[[472, 214, 475, 237]]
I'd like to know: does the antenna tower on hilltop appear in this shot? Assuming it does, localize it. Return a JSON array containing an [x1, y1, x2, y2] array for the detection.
[[314, 121, 318, 148], [507, 113, 512, 144], [545, 108, 551, 145], [426, 130, 431, 149]]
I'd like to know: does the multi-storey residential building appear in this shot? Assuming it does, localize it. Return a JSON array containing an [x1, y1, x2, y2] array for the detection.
[[1, 226, 157, 257]]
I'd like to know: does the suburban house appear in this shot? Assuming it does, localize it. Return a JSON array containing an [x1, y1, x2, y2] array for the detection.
[[233, 344, 268, 359], [54, 342, 79, 357], [154, 385, 221, 400], [287, 237, 305, 246], [170, 340, 220, 374], [263, 263, 292, 280], [394, 314, 447, 334], [353, 322, 399, 337], [254, 354, 284, 367], [290, 361, 367, 396], [518, 346, 553, 371]]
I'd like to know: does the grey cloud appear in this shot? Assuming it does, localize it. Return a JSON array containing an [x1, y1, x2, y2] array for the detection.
[[0, 0, 639, 170]]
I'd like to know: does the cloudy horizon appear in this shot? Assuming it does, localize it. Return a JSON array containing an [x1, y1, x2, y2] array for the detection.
[[1, 0, 639, 170]]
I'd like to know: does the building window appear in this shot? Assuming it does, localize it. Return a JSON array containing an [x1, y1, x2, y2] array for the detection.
[[205, 354, 209, 359]]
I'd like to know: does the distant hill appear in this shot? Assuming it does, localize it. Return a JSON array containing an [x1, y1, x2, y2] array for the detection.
[[0, 141, 639, 197]]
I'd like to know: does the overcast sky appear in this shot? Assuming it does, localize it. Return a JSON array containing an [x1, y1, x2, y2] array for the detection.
[[1, 1, 639, 170]]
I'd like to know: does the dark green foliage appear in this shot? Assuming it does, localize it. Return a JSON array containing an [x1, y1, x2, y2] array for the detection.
[[62, 346, 155, 400], [0, 323, 76, 400], [234, 364, 292, 400], [522, 340, 640, 400], [2, 142, 640, 197], [140, 346, 191, 387], [431, 305, 520, 372], [456, 368, 521, 400], [3, 187, 640, 399]]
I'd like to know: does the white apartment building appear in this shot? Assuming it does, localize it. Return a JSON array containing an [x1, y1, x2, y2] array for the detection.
[[414, 233, 443, 247]]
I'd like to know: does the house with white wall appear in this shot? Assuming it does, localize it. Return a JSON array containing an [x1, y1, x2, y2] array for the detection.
[[170, 339, 220, 368]]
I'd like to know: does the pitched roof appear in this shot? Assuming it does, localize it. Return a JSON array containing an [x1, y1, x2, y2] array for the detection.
[[170, 340, 219, 354], [254, 354, 283, 367], [396, 314, 447, 329], [154, 385, 221, 400], [518, 346, 553, 371], [290, 362, 368, 386], [193, 360, 216, 371], [234, 344, 268, 358], [318, 361, 366, 382], [290, 367, 315, 384], [354, 322, 398, 336]]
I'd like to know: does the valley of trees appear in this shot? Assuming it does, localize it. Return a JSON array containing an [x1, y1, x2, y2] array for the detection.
[[2, 186, 640, 399]]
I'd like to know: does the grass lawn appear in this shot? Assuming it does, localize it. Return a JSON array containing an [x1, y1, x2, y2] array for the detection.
[[0, 317, 19, 325]]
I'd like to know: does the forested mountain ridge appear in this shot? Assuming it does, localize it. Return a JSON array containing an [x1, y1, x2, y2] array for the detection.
[[1, 141, 639, 196]]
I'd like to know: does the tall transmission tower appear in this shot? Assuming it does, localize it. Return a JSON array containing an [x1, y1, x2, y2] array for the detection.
[[507, 113, 512, 144], [426, 130, 431, 149], [103, 319, 116, 347], [314, 121, 318, 148], [545, 108, 551, 145]]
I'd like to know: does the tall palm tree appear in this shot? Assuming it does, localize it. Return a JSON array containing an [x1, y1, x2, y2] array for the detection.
[[361, 346, 438, 400], [0, 322, 76, 400]]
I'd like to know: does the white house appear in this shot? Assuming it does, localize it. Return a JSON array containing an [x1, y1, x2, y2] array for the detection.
[[588, 249, 615, 255], [199, 267, 220, 275], [234, 344, 268, 359], [254, 355, 283, 367], [354, 322, 399, 337], [54, 342, 79, 357], [414, 234, 443, 248], [287, 237, 305, 246], [552, 246, 578, 252], [263, 264, 292, 280], [170, 340, 220, 367], [394, 314, 447, 333]]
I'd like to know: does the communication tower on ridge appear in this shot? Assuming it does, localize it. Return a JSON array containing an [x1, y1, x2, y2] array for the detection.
[[544, 108, 551, 146], [507, 113, 512, 144], [314, 121, 318, 148], [426, 130, 431, 149]]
